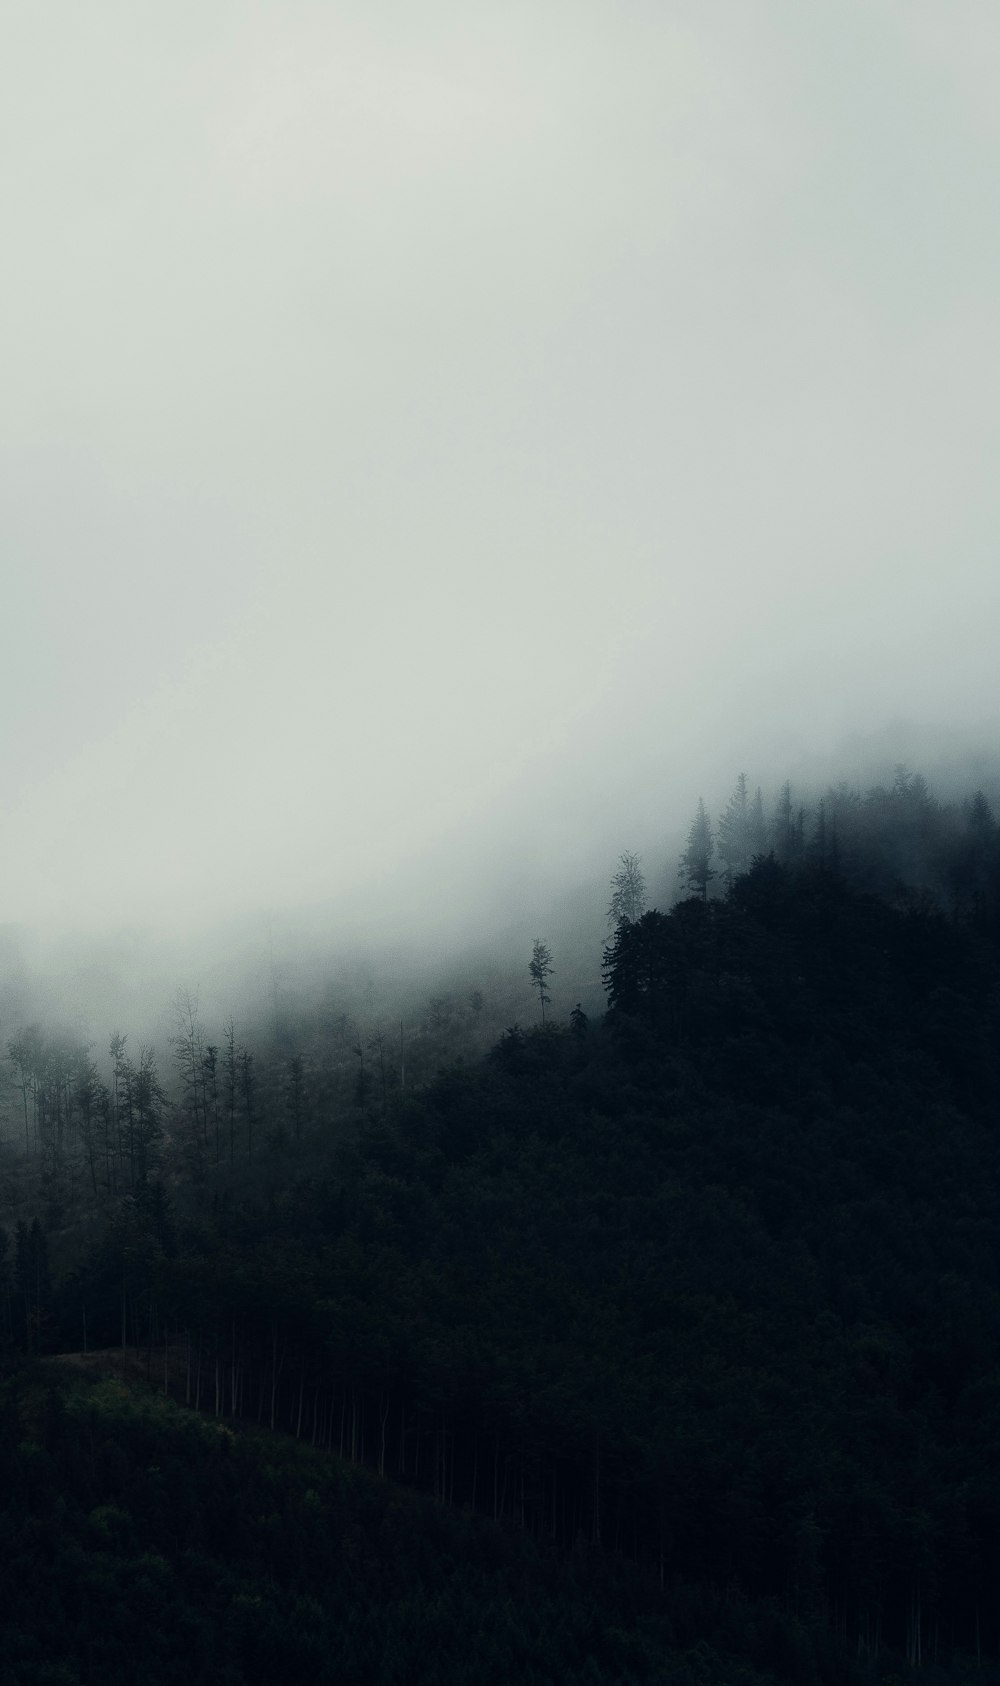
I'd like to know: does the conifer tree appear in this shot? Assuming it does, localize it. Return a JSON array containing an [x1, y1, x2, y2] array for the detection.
[[8, 1036, 33, 1154], [130, 1046, 165, 1184], [678, 799, 716, 901], [529, 940, 554, 1026], [772, 782, 799, 864], [239, 1046, 256, 1161], [748, 784, 768, 860], [223, 1020, 237, 1167], [716, 773, 766, 882], [810, 798, 828, 869]]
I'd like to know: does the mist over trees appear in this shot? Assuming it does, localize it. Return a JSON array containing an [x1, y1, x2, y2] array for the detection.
[[528, 938, 555, 1026], [677, 799, 716, 901], [2, 756, 1000, 1680], [606, 850, 647, 927]]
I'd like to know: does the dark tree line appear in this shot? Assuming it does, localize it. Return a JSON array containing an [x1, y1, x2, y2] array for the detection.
[[3, 763, 1000, 1681], [671, 766, 1000, 928]]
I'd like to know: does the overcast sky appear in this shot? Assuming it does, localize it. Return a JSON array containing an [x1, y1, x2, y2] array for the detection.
[[3, 1, 999, 936]]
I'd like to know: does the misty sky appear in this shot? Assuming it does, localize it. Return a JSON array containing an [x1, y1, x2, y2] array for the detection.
[[4, 1, 999, 934]]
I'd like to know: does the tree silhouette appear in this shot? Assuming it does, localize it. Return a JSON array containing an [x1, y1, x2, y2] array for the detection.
[[528, 940, 554, 1026], [607, 851, 647, 928], [678, 799, 716, 901], [717, 774, 767, 882]]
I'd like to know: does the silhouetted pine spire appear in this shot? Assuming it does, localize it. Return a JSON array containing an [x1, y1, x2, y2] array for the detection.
[[717, 774, 767, 881], [678, 799, 716, 901]]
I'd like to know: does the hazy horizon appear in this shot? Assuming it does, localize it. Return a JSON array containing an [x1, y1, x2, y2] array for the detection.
[[4, 3, 998, 941]]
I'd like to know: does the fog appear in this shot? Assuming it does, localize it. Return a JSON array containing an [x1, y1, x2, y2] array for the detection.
[[3, 2, 999, 993]]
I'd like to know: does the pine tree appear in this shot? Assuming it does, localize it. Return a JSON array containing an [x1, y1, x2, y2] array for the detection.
[[716, 773, 759, 883], [748, 785, 768, 860], [810, 798, 828, 869], [773, 782, 799, 864], [239, 1046, 256, 1161], [529, 940, 554, 1026], [224, 1020, 237, 1168], [130, 1046, 165, 1184], [678, 799, 716, 901]]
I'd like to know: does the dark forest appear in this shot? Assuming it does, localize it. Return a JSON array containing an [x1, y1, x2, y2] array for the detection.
[[2, 766, 1000, 1684]]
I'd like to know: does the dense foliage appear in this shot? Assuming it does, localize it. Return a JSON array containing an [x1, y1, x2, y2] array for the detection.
[[2, 1363, 784, 1686], [3, 767, 1000, 1681]]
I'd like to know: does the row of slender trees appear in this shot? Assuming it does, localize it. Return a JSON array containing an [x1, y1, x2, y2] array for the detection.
[[1, 997, 266, 1196], [4, 1027, 165, 1202], [4, 762, 1000, 1678], [620, 765, 1000, 912], [523, 767, 1000, 1034]]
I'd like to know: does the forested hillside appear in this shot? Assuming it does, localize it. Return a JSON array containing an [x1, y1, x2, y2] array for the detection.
[[2, 767, 1000, 1683]]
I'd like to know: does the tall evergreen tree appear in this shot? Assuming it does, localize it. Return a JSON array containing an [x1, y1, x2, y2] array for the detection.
[[130, 1046, 165, 1184], [716, 773, 755, 882], [810, 797, 828, 869], [748, 784, 768, 860], [678, 800, 716, 901], [529, 940, 554, 1026], [772, 781, 801, 864]]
